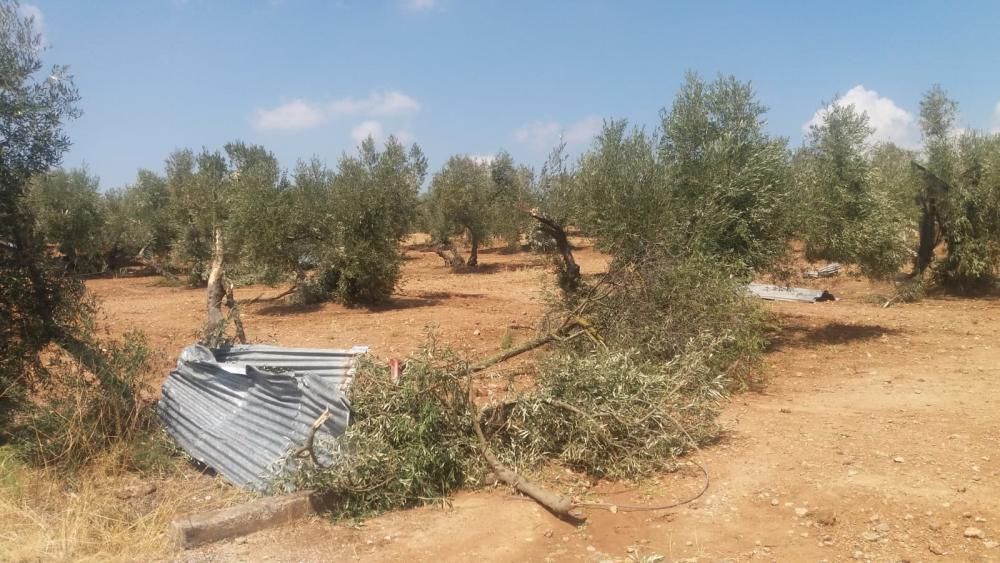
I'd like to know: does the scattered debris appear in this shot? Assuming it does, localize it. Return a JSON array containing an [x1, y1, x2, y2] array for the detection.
[[747, 284, 835, 303], [803, 262, 842, 278], [158, 343, 368, 491]]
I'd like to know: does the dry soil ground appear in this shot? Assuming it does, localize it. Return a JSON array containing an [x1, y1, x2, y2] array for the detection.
[[85, 240, 1000, 563]]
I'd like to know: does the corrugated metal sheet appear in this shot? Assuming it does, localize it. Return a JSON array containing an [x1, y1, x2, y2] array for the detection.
[[747, 283, 835, 303], [804, 263, 842, 279], [158, 343, 368, 491]]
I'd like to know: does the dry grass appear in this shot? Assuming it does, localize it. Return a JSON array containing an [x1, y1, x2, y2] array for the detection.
[[0, 444, 249, 562]]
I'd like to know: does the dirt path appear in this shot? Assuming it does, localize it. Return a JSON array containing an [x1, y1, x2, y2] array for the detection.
[[88, 244, 999, 562]]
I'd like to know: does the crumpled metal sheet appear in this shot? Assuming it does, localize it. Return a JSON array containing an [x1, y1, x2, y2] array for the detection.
[[747, 283, 835, 303], [804, 262, 843, 279], [158, 343, 368, 491]]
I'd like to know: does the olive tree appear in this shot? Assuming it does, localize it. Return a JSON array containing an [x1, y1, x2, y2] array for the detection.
[[102, 169, 174, 270], [27, 167, 105, 272], [428, 151, 530, 267], [794, 102, 910, 278], [320, 136, 427, 304], [909, 86, 1000, 291], [0, 0, 83, 426], [574, 73, 793, 276]]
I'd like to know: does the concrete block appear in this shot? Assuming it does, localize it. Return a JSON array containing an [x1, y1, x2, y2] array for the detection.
[[170, 490, 320, 549]]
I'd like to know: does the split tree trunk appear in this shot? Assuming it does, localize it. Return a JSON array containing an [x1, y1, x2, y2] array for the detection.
[[203, 226, 227, 347], [522, 207, 581, 291], [434, 241, 465, 268]]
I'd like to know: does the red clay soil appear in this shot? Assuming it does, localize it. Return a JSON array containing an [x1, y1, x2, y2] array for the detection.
[[88, 241, 1000, 562]]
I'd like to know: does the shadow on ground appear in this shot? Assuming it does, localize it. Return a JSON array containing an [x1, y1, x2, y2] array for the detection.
[[768, 318, 903, 351]]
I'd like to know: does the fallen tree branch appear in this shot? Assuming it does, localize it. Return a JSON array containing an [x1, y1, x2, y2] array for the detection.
[[241, 285, 297, 306], [293, 407, 332, 468], [470, 399, 580, 519], [134, 248, 179, 282], [469, 333, 556, 374]]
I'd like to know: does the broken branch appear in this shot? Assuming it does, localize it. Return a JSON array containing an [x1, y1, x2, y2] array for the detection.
[[470, 401, 580, 519], [293, 407, 332, 468]]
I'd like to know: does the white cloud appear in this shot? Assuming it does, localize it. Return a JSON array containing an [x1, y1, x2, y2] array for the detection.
[[328, 91, 421, 118], [18, 3, 46, 47], [803, 85, 920, 148], [351, 120, 385, 143], [252, 90, 420, 131], [514, 116, 602, 152], [252, 99, 327, 131], [403, 0, 437, 12]]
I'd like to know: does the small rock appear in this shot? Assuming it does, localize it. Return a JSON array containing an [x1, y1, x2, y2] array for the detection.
[[795, 507, 810, 517], [975, 516, 986, 523], [962, 512, 972, 519], [814, 509, 838, 526], [862, 532, 880, 542], [779, 408, 791, 413], [876, 522, 891, 533], [235, 536, 247, 545], [473, 329, 481, 336], [928, 543, 945, 556], [957, 486, 967, 493], [770, 499, 780, 506], [964, 527, 985, 538], [985, 540, 998, 549], [852, 550, 864, 560], [586, 545, 597, 552], [893, 456, 905, 463], [929, 522, 942, 531]]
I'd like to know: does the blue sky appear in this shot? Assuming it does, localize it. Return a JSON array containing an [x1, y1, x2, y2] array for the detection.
[[24, 0, 1000, 189]]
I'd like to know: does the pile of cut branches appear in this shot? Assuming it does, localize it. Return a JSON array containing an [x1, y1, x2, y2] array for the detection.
[[284, 241, 767, 520]]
